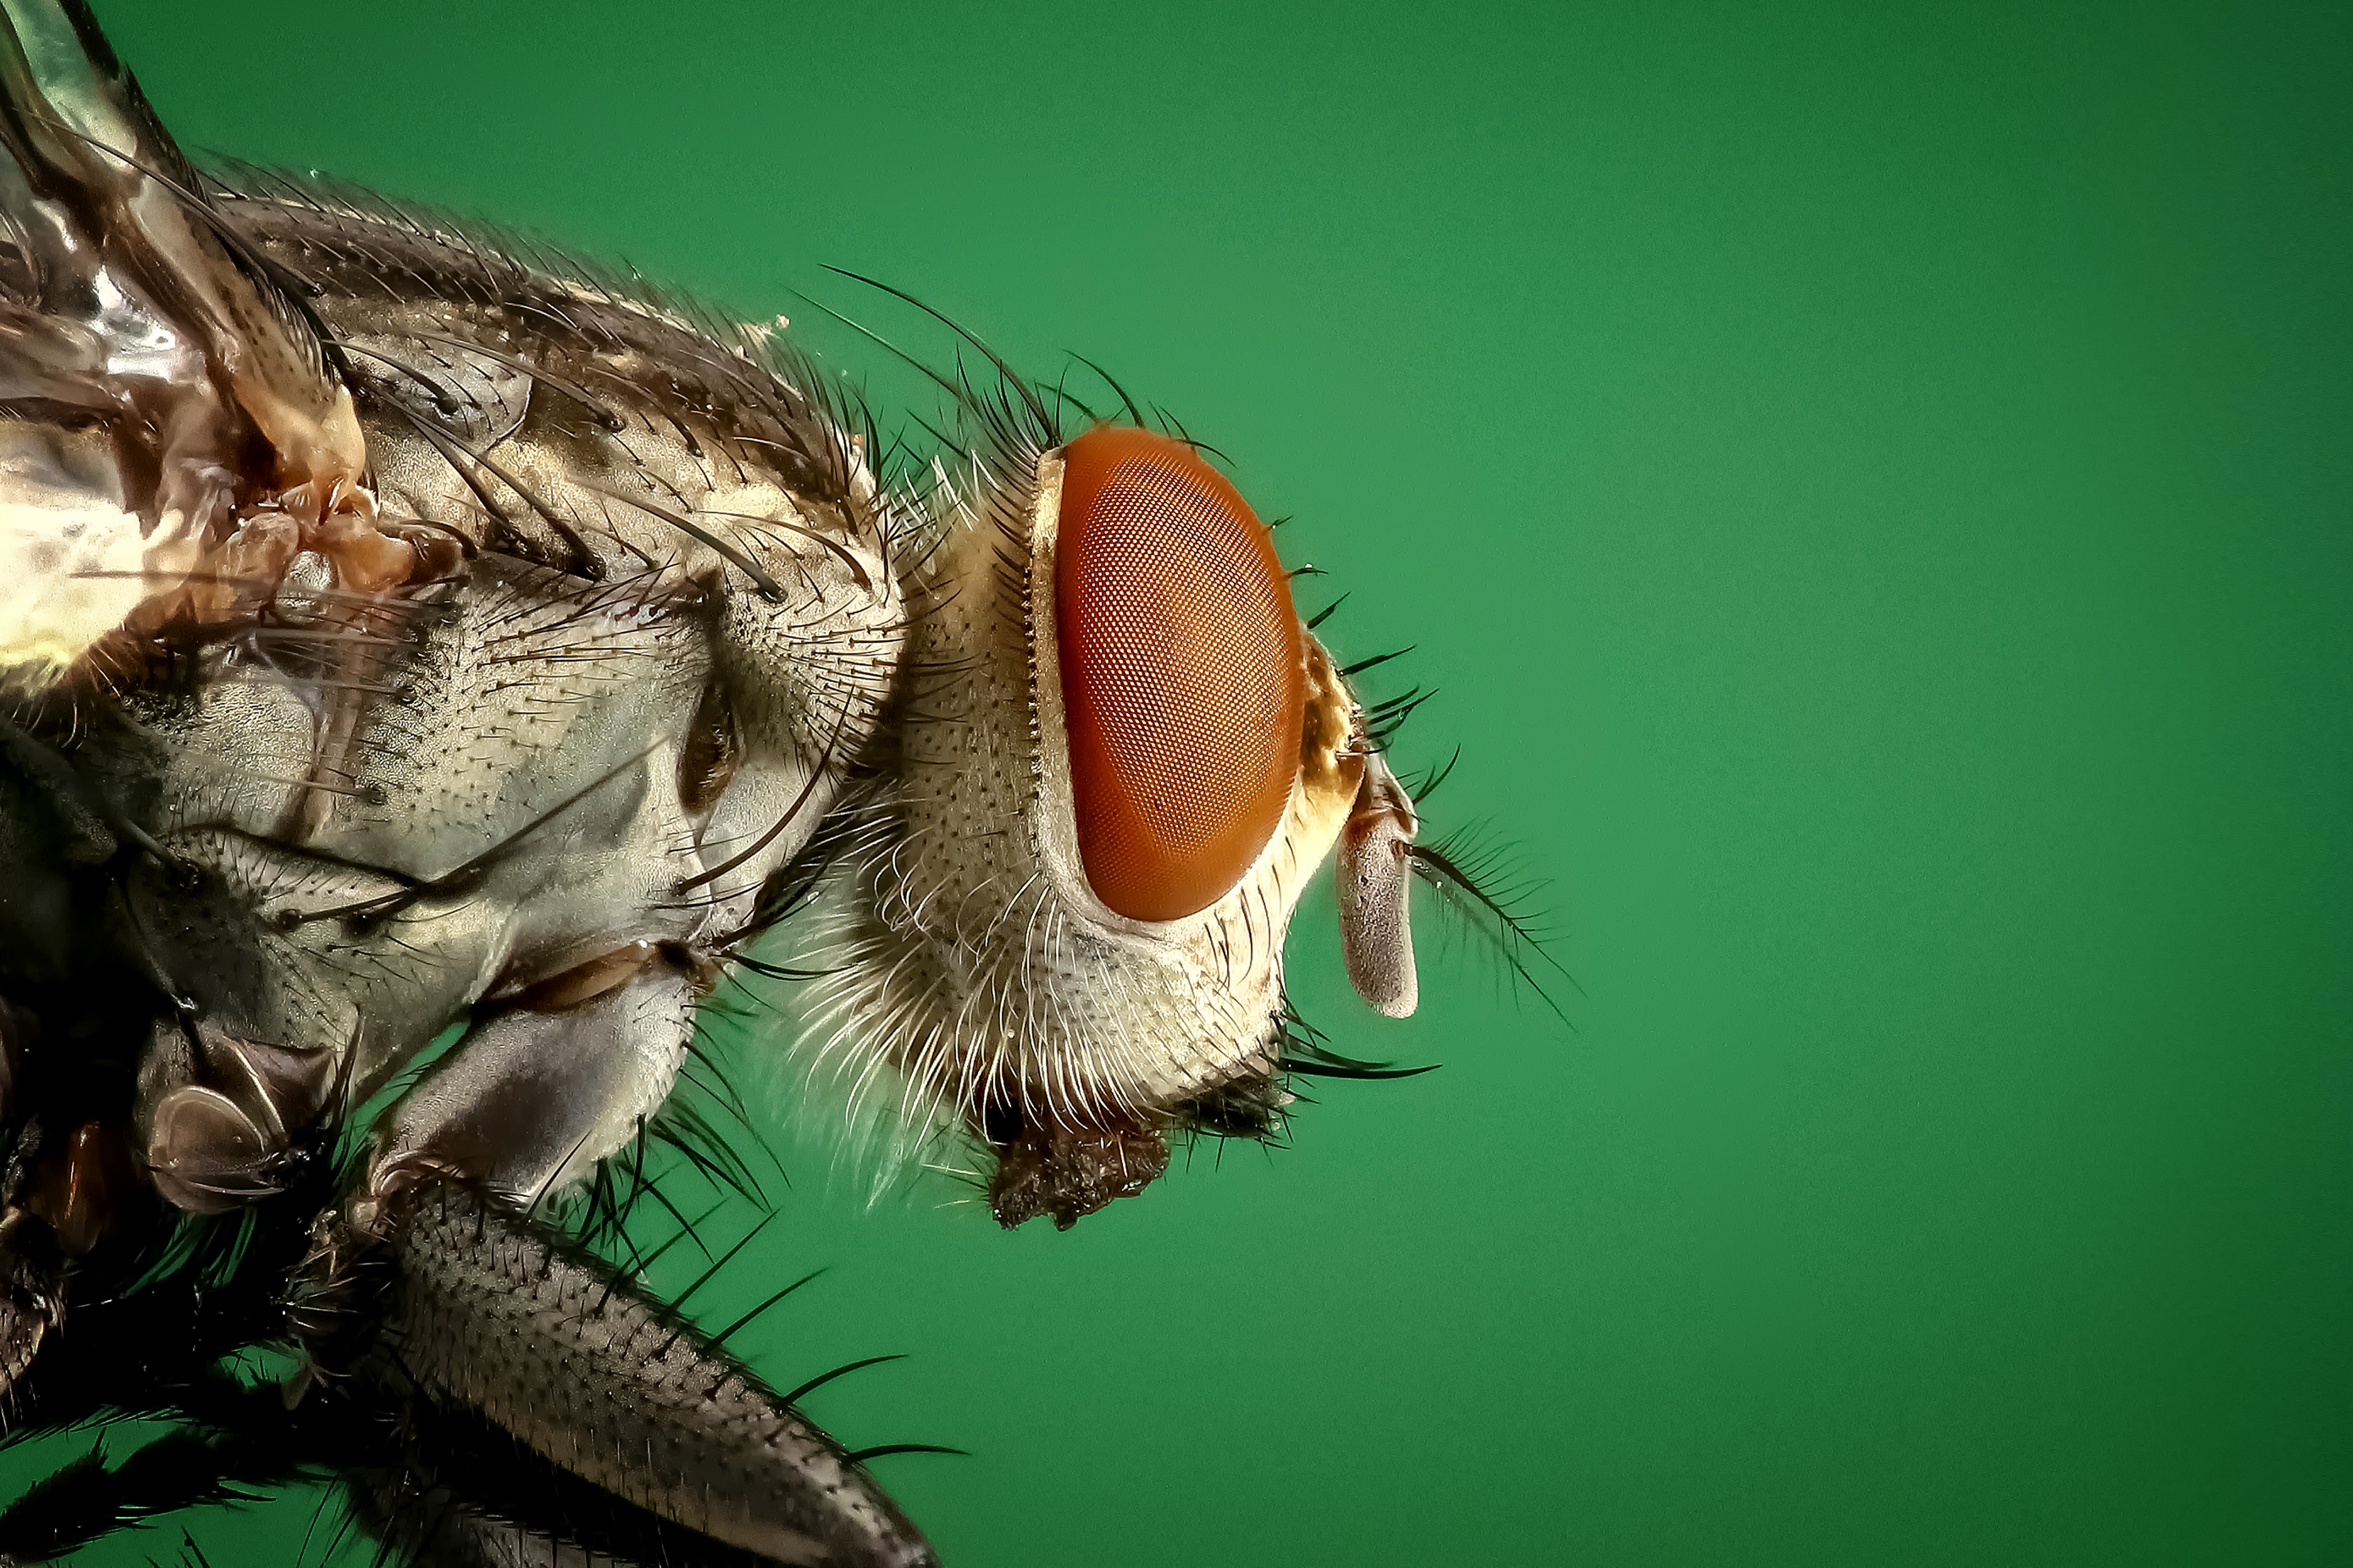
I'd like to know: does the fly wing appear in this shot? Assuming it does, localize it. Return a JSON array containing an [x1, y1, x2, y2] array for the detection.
[[0, 0, 372, 684]]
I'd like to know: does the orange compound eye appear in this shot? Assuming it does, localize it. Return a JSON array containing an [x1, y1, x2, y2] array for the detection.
[[1053, 426, 1306, 922]]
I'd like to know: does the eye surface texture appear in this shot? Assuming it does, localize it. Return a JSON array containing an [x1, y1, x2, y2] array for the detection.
[[1053, 426, 1306, 923]]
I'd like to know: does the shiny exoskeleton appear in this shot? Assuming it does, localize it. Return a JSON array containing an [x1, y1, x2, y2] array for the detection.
[[0, 3, 1471, 1563]]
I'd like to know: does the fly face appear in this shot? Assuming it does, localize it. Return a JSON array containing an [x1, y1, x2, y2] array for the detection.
[[809, 423, 1425, 1227]]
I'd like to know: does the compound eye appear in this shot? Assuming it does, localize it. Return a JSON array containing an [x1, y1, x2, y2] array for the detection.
[[1053, 426, 1305, 923]]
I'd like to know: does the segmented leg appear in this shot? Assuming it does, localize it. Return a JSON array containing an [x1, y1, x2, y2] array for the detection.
[[356, 1177, 935, 1568], [369, 943, 693, 1208], [301, 946, 940, 1567]]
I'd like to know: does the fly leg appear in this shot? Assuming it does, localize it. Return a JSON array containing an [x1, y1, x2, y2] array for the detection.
[[314, 944, 938, 1568], [0, 721, 170, 1413], [361, 942, 693, 1214]]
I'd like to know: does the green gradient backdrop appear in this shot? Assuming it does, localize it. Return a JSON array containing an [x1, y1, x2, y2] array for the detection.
[[12, 2, 2349, 1563]]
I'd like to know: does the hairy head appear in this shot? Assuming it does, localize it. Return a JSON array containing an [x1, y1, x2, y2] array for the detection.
[[793, 359, 1432, 1226]]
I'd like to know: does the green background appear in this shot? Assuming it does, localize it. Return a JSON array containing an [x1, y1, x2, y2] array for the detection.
[[14, 1, 2350, 1563]]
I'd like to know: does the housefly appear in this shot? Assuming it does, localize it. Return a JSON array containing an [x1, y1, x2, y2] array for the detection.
[[0, 2, 1540, 1561]]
